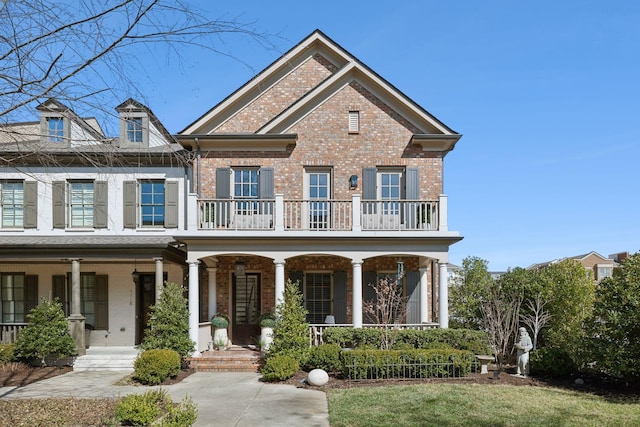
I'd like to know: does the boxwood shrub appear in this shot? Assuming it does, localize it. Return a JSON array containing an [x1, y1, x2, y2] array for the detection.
[[307, 343, 342, 373], [262, 354, 300, 382], [134, 349, 181, 385], [340, 348, 474, 380]]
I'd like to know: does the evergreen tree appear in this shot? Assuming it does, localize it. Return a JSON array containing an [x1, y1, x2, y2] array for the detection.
[[14, 298, 76, 365], [141, 282, 194, 358], [269, 279, 309, 364]]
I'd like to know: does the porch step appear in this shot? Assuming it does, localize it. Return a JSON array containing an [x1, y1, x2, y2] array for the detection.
[[73, 346, 140, 371], [189, 347, 263, 373]]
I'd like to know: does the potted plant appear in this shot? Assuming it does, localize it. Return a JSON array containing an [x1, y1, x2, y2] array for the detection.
[[259, 312, 276, 352], [211, 313, 229, 350]]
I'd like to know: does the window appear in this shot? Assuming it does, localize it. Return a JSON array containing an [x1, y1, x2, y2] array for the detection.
[[53, 181, 106, 229], [233, 168, 258, 214], [140, 180, 165, 226], [123, 180, 178, 229], [304, 272, 332, 324], [348, 110, 360, 133], [46, 117, 64, 142], [597, 266, 613, 281], [379, 170, 401, 215], [1, 181, 24, 228], [126, 117, 143, 143], [306, 169, 331, 229], [1, 274, 25, 323], [69, 181, 94, 228], [53, 273, 108, 329]]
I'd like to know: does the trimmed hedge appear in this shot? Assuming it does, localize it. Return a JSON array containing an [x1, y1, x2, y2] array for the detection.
[[262, 354, 300, 382], [322, 327, 491, 354], [307, 343, 342, 373], [134, 349, 181, 385], [340, 348, 474, 380]]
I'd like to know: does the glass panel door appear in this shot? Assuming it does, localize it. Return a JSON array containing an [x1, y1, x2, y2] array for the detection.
[[233, 273, 260, 345], [308, 171, 330, 229]]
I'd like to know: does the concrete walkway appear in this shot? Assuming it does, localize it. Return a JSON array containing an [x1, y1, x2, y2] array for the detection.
[[0, 371, 329, 427]]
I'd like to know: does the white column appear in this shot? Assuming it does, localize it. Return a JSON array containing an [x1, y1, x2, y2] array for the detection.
[[188, 260, 201, 356], [275, 194, 284, 232], [438, 194, 448, 232], [419, 267, 429, 323], [70, 259, 81, 316], [274, 260, 286, 306], [352, 260, 363, 328], [438, 262, 449, 328], [352, 194, 361, 232], [154, 257, 163, 304], [207, 265, 217, 321]]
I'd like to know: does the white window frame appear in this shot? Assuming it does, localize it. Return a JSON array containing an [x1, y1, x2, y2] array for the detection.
[[0, 181, 24, 228], [304, 168, 332, 229], [139, 180, 165, 227], [378, 169, 403, 216], [68, 181, 94, 228]]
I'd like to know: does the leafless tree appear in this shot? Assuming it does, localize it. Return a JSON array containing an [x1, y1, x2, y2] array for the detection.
[[0, 0, 278, 157], [363, 275, 408, 350], [479, 286, 522, 376], [520, 293, 551, 350]]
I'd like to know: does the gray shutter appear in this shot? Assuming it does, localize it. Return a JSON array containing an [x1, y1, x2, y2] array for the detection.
[[123, 181, 137, 228], [216, 168, 231, 227], [52, 275, 68, 316], [25, 275, 39, 317], [95, 275, 109, 330], [333, 271, 347, 324], [94, 181, 108, 228], [404, 168, 419, 227], [362, 167, 377, 215], [23, 181, 38, 228], [406, 167, 419, 199], [405, 271, 420, 324], [164, 181, 179, 228], [52, 181, 66, 228], [259, 167, 274, 199], [363, 271, 377, 324]]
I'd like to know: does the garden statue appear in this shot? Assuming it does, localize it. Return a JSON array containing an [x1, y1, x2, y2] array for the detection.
[[514, 327, 533, 376]]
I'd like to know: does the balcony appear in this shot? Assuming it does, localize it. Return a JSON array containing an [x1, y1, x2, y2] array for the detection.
[[195, 194, 449, 232]]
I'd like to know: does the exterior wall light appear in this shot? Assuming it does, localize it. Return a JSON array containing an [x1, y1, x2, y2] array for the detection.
[[349, 174, 358, 189]]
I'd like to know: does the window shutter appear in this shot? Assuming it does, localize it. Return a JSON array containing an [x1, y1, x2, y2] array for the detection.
[[94, 181, 108, 228], [123, 181, 137, 228], [164, 181, 179, 228], [52, 181, 66, 228], [333, 271, 347, 324], [95, 275, 109, 330], [259, 167, 274, 199], [23, 181, 38, 228], [405, 271, 420, 324], [362, 168, 377, 215], [405, 168, 419, 200], [363, 271, 377, 323], [52, 275, 68, 316], [25, 275, 39, 316], [216, 168, 230, 199]]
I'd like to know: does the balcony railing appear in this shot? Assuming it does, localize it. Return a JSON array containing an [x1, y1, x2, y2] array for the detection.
[[196, 194, 447, 232]]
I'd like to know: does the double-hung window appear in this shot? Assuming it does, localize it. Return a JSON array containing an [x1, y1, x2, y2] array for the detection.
[[123, 180, 178, 229], [1, 181, 24, 228], [379, 170, 401, 216], [233, 169, 258, 214], [1, 273, 37, 323], [53, 181, 107, 229], [53, 273, 108, 330], [46, 117, 64, 142], [69, 181, 94, 228], [126, 117, 143, 143], [304, 272, 332, 324]]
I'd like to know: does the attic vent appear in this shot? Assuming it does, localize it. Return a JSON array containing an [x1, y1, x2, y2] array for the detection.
[[348, 111, 360, 133]]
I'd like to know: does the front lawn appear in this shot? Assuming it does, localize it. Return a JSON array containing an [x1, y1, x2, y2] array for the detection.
[[327, 383, 640, 427]]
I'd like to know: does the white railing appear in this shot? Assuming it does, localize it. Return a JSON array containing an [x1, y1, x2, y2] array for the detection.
[[284, 200, 352, 230], [199, 199, 275, 230], [197, 196, 441, 232], [308, 323, 440, 346], [0, 323, 27, 344]]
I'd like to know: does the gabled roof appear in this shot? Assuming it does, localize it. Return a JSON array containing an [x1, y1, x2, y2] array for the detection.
[[36, 98, 105, 141], [116, 98, 177, 145], [527, 251, 615, 270], [179, 29, 461, 153]]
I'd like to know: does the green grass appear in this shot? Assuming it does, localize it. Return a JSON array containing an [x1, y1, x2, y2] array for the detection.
[[328, 383, 640, 427]]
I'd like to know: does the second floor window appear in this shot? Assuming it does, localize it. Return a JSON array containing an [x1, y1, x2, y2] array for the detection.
[[233, 169, 258, 214], [140, 181, 165, 226], [69, 182, 94, 228], [379, 170, 402, 215], [47, 117, 64, 142], [1, 181, 24, 228], [126, 117, 143, 143]]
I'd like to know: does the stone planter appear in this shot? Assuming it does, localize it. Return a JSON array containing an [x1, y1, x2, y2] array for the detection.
[[213, 327, 229, 350]]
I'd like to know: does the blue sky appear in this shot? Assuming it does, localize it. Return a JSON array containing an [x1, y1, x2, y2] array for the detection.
[[136, 1, 639, 271]]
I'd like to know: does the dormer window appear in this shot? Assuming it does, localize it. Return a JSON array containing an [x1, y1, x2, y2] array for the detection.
[[47, 117, 65, 142], [126, 117, 143, 143]]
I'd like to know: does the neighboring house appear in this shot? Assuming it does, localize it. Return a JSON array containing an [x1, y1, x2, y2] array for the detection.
[[175, 30, 463, 351], [527, 251, 616, 282], [0, 98, 188, 353], [0, 30, 463, 354]]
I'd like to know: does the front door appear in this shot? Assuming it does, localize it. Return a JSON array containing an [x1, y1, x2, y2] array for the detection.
[[135, 274, 156, 345], [232, 273, 260, 345]]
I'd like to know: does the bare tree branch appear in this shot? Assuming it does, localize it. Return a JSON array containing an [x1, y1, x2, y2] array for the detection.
[[520, 293, 551, 350]]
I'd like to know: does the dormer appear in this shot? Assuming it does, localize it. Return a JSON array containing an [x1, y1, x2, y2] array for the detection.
[[36, 99, 71, 145], [116, 98, 150, 147]]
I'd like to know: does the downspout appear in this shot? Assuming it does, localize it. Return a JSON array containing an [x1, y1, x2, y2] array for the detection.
[[195, 137, 201, 198]]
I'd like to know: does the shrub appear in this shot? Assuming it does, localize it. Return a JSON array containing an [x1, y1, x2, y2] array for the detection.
[[159, 395, 198, 427], [340, 349, 474, 380], [530, 347, 577, 378], [211, 313, 229, 329], [307, 344, 342, 373], [115, 389, 165, 426], [134, 349, 181, 385], [269, 279, 309, 364], [141, 282, 195, 359], [13, 298, 76, 365], [259, 312, 276, 328], [322, 327, 355, 348], [0, 344, 15, 364], [261, 354, 300, 382]]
